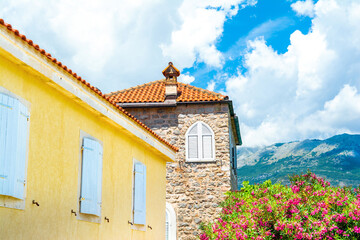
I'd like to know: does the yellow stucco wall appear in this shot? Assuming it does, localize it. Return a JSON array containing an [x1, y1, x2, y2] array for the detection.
[[0, 45, 168, 240]]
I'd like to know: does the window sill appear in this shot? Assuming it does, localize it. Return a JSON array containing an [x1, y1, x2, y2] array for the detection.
[[185, 159, 216, 163], [76, 211, 101, 223], [131, 223, 146, 231], [0, 195, 25, 210]]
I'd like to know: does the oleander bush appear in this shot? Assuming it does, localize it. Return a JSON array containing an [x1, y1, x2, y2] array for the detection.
[[199, 172, 360, 240]]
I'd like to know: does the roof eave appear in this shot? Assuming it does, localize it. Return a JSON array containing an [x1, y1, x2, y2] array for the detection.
[[0, 19, 178, 158]]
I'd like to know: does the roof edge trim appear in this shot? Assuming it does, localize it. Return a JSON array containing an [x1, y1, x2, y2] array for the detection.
[[0, 19, 178, 159]]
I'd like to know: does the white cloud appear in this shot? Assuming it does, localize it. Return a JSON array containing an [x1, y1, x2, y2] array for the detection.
[[0, 0, 255, 93], [301, 85, 360, 134], [226, 0, 360, 146], [207, 81, 216, 91], [179, 74, 195, 84], [161, 0, 257, 69], [291, 0, 315, 18]]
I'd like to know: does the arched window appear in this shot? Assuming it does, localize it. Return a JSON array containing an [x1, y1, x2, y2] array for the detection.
[[166, 202, 176, 240], [186, 121, 215, 162]]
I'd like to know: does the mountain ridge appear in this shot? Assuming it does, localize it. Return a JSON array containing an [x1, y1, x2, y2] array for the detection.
[[237, 133, 360, 188]]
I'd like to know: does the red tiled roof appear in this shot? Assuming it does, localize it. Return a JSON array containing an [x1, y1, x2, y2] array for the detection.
[[0, 18, 178, 152], [107, 80, 228, 103]]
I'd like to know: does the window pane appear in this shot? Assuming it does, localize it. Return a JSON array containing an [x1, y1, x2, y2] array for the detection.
[[201, 123, 211, 135], [188, 136, 198, 159], [188, 124, 198, 135], [202, 135, 212, 159]]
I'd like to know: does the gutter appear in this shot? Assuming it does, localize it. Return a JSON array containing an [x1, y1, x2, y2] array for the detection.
[[117, 100, 176, 108]]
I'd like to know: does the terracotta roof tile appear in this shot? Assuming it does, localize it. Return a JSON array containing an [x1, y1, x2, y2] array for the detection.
[[0, 18, 178, 152], [107, 80, 228, 103]]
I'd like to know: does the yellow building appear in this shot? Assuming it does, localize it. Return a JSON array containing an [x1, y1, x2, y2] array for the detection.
[[0, 19, 176, 240]]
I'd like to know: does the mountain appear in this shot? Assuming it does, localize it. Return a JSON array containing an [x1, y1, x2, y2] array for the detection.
[[237, 134, 360, 188]]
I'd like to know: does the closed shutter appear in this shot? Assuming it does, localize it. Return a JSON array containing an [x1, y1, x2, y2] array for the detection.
[[188, 136, 198, 159], [202, 135, 212, 159], [96, 144, 103, 216], [13, 102, 29, 199], [80, 137, 103, 216], [201, 123, 213, 159], [133, 161, 146, 225], [0, 93, 28, 199]]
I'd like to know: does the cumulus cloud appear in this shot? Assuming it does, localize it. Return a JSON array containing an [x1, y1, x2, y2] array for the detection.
[[291, 0, 315, 18], [207, 81, 216, 91], [301, 85, 360, 134], [0, 0, 256, 93], [179, 74, 195, 84], [226, 0, 360, 146], [161, 0, 257, 69]]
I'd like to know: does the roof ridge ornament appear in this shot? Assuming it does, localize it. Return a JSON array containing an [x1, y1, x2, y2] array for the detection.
[[162, 62, 180, 79], [162, 62, 180, 102]]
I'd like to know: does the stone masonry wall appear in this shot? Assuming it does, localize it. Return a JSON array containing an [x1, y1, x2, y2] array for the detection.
[[125, 103, 232, 240]]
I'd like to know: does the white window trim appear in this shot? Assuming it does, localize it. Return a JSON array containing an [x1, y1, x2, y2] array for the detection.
[[185, 121, 215, 162], [131, 158, 146, 231], [166, 202, 177, 240], [0, 86, 30, 210], [76, 130, 103, 223]]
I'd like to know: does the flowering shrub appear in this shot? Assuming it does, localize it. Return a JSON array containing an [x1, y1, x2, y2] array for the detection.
[[199, 172, 360, 240]]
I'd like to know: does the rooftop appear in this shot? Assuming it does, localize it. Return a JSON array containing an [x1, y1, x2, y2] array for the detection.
[[107, 79, 229, 104]]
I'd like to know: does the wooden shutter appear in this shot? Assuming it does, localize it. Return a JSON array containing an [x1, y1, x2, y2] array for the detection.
[[133, 161, 146, 225], [80, 137, 103, 216], [95, 144, 103, 216], [0, 93, 16, 196], [201, 123, 213, 159], [188, 136, 198, 159], [202, 135, 212, 159], [13, 101, 29, 199], [0, 93, 28, 199]]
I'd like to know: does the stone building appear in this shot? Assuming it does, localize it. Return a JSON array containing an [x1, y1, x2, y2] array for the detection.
[[107, 63, 241, 240]]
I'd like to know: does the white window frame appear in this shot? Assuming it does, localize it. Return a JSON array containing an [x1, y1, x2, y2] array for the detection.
[[166, 202, 177, 240], [76, 130, 103, 223], [185, 121, 215, 162], [0, 87, 30, 210]]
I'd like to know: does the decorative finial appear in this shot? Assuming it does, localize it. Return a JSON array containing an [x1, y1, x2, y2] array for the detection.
[[162, 62, 180, 100], [162, 62, 180, 78]]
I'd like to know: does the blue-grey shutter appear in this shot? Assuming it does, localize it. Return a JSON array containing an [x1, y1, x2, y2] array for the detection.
[[0, 93, 16, 196], [13, 101, 29, 199], [95, 143, 103, 216], [80, 137, 103, 216], [0, 93, 28, 199], [133, 162, 146, 225]]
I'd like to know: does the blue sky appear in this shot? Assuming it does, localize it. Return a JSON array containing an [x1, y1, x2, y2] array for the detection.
[[185, 0, 314, 91], [1, 0, 360, 146]]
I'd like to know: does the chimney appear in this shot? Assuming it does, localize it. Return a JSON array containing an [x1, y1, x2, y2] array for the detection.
[[162, 62, 180, 102]]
